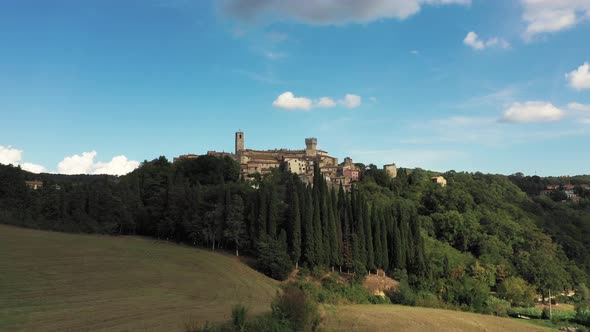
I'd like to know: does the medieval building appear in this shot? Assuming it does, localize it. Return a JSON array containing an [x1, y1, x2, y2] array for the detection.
[[176, 131, 397, 189], [231, 132, 339, 184]]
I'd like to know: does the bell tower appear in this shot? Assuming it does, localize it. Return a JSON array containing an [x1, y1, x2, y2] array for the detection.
[[305, 138, 317, 156], [235, 131, 244, 154]]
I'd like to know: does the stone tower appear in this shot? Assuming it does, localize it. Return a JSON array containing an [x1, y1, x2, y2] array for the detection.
[[305, 138, 317, 156], [384, 163, 397, 178], [235, 131, 244, 154]]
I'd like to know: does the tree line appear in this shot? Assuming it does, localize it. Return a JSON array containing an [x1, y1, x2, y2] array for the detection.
[[1, 155, 589, 313]]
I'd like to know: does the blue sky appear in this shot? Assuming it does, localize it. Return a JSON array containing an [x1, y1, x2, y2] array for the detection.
[[1, 0, 590, 176]]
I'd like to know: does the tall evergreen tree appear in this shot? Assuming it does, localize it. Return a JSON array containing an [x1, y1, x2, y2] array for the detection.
[[340, 187, 353, 271], [289, 184, 302, 267], [356, 193, 367, 270], [392, 208, 405, 270], [246, 191, 259, 245], [321, 181, 331, 267], [257, 189, 268, 238], [303, 187, 315, 266], [381, 208, 389, 271], [224, 194, 246, 256], [364, 200, 374, 272], [312, 189, 324, 266], [372, 204, 383, 270], [327, 187, 339, 269], [336, 185, 345, 270], [266, 187, 278, 239]]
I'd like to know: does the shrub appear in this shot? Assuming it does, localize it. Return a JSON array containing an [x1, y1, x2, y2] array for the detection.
[[508, 307, 542, 319], [387, 278, 416, 306], [414, 291, 456, 310], [185, 321, 222, 332], [271, 285, 321, 332], [576, 304, 590, 326], [551, 310, 576, 322], [311, 266, 329, 279], [231, 304, 248, 332], [245, 313, 293, 332], [576, 284, 590, 326], [256, 237, 292, 281], [484, 296, 511, 317], [497, 276, 536, 307]]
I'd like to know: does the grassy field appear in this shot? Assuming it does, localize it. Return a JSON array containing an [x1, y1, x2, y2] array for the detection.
[[0, 225, 277, 331], [322, 304, 551, 332], [0, 225, 557, 332]]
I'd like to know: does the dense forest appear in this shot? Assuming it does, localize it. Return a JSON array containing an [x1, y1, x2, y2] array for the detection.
[[1, 156, 590, 315]]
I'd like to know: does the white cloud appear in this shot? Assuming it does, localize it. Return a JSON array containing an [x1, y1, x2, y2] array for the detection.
[[0, 146, 138, 175], [339, 94, 362, 108], [21, 163, 47, 174], [522, 0, 590, 38], [273, 91, 313, 110], [0, 145, 47, 173], [0, 145, 22, 165], [463, 31, 510, 50], [93, 155, 140, 176], [565, 62, 590, 90], [501, 101, 565, 123], [568, 102, 590, 112], [273, 92, 362, 110], [223, 0, 471, 25], [57, 151, 97, 175], [316, 97, 337, 108], [57, 151, 139, 176]]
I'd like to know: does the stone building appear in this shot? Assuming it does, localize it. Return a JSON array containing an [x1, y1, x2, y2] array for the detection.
[[176, 131, 397, 189], [231, 132, 339, 183], [431, 176, 447, 187], [172, 154, 199, 163], [25, 180, 43, 190], [384, 163, 397, 178]]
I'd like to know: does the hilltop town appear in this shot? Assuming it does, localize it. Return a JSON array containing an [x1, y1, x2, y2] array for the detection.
[[175, 131, 398, 190]]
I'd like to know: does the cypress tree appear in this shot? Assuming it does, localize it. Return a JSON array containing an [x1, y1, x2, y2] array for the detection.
[[321, 181, 331, 266], [372, 203, 383, 269], [341, 188, 353, 271], [401, 207, 412, 270], [290, 184, 302, 268], [356, 193, 367, 270], [393, 208, 405, 269], [266, 187, 278, 239], [364, 200, 374, 272], [328, 188, 339, 269], [257, 189, 267, 238], [303, 187, 315, 266], [335, 185, 344, 270], [381, 208, 389, 271], [410, 211, 427, 279], [223, 194, 245, 256], [312, 189, 324, 266], [246, 191, 259, 245], [352, 233, 363, 273]]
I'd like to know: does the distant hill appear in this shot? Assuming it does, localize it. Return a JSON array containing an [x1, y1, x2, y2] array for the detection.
[[0, 224, 277, 331]]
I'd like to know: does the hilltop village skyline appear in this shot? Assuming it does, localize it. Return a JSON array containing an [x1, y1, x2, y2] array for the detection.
[[175, 131, 399, 189]]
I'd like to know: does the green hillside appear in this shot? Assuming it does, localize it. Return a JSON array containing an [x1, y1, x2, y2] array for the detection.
[[0, 225, 277, 331]]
